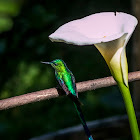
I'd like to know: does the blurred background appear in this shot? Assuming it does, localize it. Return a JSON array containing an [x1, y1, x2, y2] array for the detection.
[[0, 0, 140, 140]]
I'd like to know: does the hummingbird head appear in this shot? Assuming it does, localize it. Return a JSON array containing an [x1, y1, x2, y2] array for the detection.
[[41, 59, 67, 72]]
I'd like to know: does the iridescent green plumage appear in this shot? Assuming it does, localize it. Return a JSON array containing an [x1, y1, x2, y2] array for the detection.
[[42, 59, 93, 140]]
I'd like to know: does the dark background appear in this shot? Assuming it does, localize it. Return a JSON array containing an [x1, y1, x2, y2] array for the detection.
[[0, 0, 136, 139]]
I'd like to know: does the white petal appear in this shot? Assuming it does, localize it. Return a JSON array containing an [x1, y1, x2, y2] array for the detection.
[[49, 12, 137, 45]]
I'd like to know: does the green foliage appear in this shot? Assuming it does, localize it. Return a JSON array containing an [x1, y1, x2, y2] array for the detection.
[[0, 0, 131, 140], [0, 0, 21, 32]]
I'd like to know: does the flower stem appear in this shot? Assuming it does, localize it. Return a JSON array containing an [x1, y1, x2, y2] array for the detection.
[[118, 82, 140, 140]]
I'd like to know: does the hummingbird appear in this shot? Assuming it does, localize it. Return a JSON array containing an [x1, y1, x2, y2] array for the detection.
[[41, 59, 94, 140]]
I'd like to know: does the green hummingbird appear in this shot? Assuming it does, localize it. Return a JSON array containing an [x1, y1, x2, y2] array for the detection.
[[41, 59, 93, 140]]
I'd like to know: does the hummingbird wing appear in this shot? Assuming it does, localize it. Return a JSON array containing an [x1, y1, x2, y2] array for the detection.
[[55, 71, 78, 97], [69, 71, 78, 97]]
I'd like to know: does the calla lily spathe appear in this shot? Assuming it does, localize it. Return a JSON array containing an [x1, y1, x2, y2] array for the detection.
[[49, 12, 140, 140], [49, 12, 137, 45], [49, 12, 138, 87]]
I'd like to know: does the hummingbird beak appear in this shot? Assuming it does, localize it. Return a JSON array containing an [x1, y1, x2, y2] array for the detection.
[[41, 61, 51, 64]]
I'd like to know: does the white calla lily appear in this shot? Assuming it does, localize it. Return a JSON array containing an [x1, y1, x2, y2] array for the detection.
[[49, 12, 140, 140], [49, 12, 137, 45], [49, 12, 137, 87]]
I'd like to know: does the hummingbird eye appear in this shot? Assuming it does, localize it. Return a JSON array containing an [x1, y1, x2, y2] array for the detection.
[[54, 63, 58, 66]]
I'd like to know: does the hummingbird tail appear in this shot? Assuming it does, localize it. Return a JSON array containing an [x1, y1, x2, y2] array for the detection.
[[68, 94, 83, 106], [89, 135, 94, 140], [72, 99, 94, 140]]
